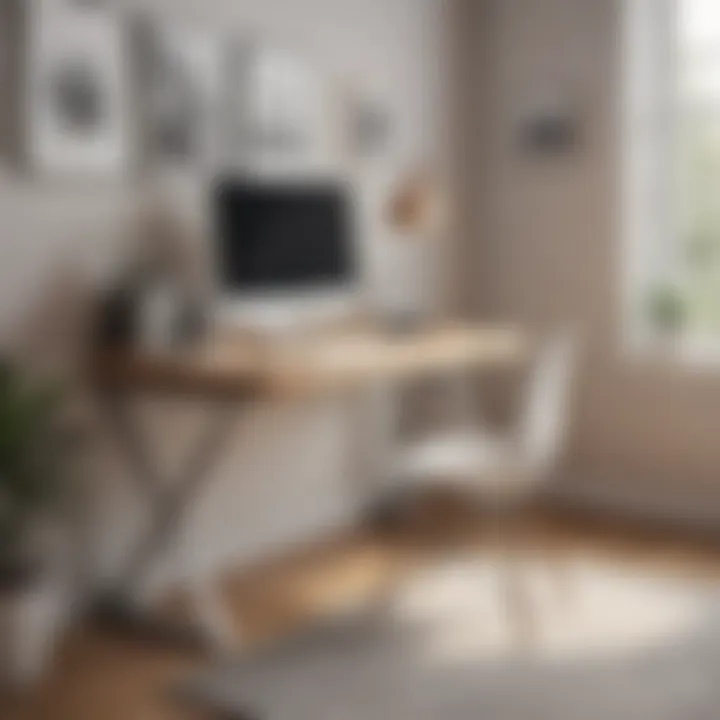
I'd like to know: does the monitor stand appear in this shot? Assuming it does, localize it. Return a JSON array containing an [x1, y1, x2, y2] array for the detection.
[[214, 290, 359, 337]]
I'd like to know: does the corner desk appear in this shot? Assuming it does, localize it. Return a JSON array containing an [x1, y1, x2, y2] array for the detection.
[[90, 322, 527, 653]]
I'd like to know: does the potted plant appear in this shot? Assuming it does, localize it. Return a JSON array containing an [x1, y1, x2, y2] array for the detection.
[[0, 361, 70, 686], [647, 282, 687, 345]]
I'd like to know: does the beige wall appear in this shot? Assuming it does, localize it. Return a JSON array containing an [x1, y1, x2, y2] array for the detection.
[[465, 0, 720, 511]]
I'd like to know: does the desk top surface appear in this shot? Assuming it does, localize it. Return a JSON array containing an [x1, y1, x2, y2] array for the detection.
[[92, 322, 528, 399]]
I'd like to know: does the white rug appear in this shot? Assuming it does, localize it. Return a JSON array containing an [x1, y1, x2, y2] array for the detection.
[[189, 556, 720, 720]]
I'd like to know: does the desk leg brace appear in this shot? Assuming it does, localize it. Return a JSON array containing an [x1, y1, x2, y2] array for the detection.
[[95, 393, 245, 652]]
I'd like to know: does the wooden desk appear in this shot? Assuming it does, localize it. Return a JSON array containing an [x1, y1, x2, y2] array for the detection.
[[94, 323, 526, 399], [91, 323, 526, 652]]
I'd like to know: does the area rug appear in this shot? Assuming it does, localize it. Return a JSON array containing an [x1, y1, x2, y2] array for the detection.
[[187, 556, 720, 720]]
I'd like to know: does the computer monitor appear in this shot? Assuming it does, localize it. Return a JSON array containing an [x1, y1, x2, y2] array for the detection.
[[213, 178, 359, 330]]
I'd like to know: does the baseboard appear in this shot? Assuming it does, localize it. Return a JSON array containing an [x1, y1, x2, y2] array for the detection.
[[549, 467, 720, 537]]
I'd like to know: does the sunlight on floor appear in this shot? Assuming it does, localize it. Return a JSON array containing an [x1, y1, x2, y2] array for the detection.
[[390, 553, 715, 664]]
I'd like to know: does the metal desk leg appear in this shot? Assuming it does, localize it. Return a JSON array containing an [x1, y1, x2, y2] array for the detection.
[[353, 380, 405, 526], [94, 393, 245, 653]]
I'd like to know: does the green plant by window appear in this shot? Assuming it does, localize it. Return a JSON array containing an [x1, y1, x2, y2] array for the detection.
[[647, 283, 687, 336]]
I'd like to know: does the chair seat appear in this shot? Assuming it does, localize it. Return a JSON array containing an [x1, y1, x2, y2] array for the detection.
[[393, 428, 519, 488], [390, 333, 574, 502]]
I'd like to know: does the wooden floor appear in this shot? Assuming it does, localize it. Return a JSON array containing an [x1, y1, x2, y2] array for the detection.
[[5, 500, 720, 720]]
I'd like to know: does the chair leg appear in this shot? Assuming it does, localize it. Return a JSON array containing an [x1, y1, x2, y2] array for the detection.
[[544, 548, 576, 611], [492, 501, 539, 648]]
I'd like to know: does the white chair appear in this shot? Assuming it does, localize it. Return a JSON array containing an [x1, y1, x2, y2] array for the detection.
[[393, 331, 576, 505], [392, 332, 577, 640]]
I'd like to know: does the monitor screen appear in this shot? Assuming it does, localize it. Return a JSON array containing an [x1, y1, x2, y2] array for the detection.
[[214, 179, 356, 294]]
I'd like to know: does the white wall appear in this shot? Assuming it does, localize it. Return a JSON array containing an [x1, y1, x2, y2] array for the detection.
[[0, 0, 456, 596]]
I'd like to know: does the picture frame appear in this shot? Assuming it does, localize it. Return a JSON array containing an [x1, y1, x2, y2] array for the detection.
[[133, 18, 224, 174], [24, 0, 129, 177], [224, 42, 343, 179]]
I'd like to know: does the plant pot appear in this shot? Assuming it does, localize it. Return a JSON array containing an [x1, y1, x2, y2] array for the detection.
[[0, 559, 61, 688]]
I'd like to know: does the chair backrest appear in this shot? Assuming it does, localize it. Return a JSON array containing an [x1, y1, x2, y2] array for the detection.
[[517, 332, 576, 473]]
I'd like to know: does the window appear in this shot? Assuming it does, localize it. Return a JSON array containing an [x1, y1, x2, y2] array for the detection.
[[625, 0, 720, 349]]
